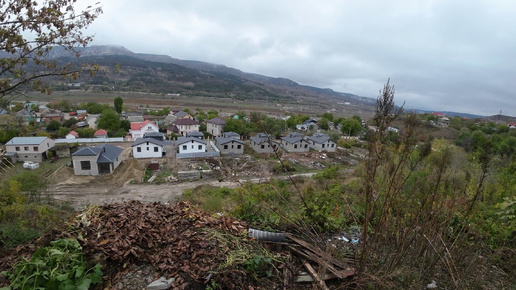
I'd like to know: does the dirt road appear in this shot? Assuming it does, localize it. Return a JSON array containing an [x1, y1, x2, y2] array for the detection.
[[50, 179, 241, 210]]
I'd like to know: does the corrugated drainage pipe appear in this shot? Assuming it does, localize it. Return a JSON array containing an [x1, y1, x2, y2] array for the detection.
[[248, 228, 286, 242]]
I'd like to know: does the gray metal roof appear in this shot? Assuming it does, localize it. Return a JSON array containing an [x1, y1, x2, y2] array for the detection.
[[281, 136, 304, 144], [131, 138, 165, 147], [174, 111, 190, 118], [72, 144, 123, 164], [176, 136, 207, 145], [186, 131, 204, 138], [207, 117, 226, 125], [215, 136, 245, 145], [223, 132, 240, 138], [6, 137, 49, 145], [305, 134, 331, 144]]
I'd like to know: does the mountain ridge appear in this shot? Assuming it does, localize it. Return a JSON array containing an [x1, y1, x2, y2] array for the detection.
[[46, 45, 492, 119]]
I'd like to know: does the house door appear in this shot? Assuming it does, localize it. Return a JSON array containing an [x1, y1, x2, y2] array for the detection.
[[98, 163, 111, 174]]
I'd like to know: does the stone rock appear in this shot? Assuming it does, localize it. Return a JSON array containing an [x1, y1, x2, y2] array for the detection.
[[147, 276, 176, 290]]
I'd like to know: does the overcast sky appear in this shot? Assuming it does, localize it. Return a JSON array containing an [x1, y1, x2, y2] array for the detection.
[[81, 0, 516, 116]]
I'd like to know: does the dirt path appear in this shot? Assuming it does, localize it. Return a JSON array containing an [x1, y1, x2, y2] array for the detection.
[[50, 179, 241, 210]]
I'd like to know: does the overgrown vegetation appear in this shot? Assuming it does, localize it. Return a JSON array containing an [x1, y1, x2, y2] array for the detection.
[[183, 80, 515, 288], [2, 238, 103, 289]]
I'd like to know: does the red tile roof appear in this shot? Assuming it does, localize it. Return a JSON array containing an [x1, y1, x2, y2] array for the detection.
[[94, 129, 108, 136], [130, 120, 155, 130], [68, 130, 79, 137]]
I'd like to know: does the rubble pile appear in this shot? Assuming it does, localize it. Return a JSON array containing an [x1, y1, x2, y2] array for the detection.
[[75, 201, 247, 288]]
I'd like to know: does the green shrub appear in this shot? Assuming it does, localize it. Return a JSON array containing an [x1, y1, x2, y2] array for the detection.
[[2, 238, 103, 290]]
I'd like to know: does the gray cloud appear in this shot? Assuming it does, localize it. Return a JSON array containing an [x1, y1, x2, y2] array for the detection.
[[83, 0, 516, 116]]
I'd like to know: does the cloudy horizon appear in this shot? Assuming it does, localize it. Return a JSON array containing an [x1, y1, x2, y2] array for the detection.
[[79, 0, 516, 116]]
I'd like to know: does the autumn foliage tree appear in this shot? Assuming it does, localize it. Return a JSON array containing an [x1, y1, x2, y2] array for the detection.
[[0, 0, 103, 99]]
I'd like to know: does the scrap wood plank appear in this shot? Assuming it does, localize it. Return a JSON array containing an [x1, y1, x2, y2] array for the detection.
[[294, 269, 357, 282], [285, 233, 353, 275], [287, 245, 345, 279], [304, 262, 329, 290]]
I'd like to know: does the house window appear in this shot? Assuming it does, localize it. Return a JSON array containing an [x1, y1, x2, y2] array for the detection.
[[80, 161, 91, 170], [237, 145, 241, 149], [198, 145, 202, 150], [261, 145, 265, 149], [33, 147, 38, 151], [154, 147, 159, 152], [224, 145, 228, 149], [24, 146, 29, 151], [294, 144, 298, 148], [15, 147, 20, 151], [137, 147, 142, 152], [304, 144, 308, 148], [147, 147, 149, 151], [182, 145, 187, 150], [331, 144, 335, 147], [322, 144, 325, 148]]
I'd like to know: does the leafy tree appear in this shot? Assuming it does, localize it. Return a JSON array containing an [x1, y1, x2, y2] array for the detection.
[[11, 103, 24, 112], [321, 112, 334, 122], [97, 109, 121, 132], [76, 128, 95, 138], [318, 118, 330, 130], [341, 118, 363, 136], [86, 102, 109, 114], [63, 117, 78, 128], [114, 97, 123, 114], [46, 120, 61, 132], [58, 126, 70, 138], [286, 114, 309, 129], [0, 1, 102, 98], [207, 110, 219, 120]]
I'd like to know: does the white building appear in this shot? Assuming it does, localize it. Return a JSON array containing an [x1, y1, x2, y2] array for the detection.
[[131, 138, 165, 159], [130, 120, 159, 139], [176, 137, 206, 154]]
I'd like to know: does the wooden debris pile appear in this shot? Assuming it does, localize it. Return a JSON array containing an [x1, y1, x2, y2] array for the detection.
[[282, 233, 356, 290], [75, 200, 247, 288]]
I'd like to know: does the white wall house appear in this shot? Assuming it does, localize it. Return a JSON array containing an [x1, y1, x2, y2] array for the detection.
[[177, 137, 206, 154], [131, 138, 165, 159], [130, 120, 159, 139]]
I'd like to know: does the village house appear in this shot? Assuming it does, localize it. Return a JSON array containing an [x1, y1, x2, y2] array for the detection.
[[215, 132, 245, 155], [206, 117, 226, 137], [280, 132, 310, 153], [304, 133, 336, 152], [94, 129, 108, 138], [130, 120, 159, 139], [176, 137, 207, 154], [65, 130, 79, 139], [143, 132, 166, 141], [173, 110, 194, 120], [4, 136, 55, 163], [71, 144, 123, 176], [168, 119, 200, 136], [186, 131, 205, 139], [131, 138, 165, 159], [249, 133, 279, 153]]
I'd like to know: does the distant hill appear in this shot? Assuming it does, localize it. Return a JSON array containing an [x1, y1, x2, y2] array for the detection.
[[409, 109, 486, 119], [41, 45, 495, 118]]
